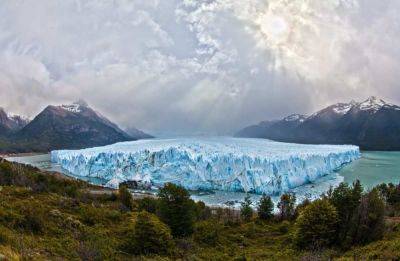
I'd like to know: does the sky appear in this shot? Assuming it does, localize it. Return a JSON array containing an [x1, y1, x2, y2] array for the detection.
[[1, 0, 400, 135]]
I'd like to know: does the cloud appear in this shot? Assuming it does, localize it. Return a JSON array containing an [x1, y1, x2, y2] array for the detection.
[[0, 0, 399, 134]]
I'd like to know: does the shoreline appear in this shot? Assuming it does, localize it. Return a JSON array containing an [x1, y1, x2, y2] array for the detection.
[[0, 152, 46, 158]]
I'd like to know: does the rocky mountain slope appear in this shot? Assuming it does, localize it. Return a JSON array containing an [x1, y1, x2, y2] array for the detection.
[[0, 108, 29, 135]]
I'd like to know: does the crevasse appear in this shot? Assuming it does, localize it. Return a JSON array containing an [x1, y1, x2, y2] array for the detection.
[[51, 137, 360, 195]]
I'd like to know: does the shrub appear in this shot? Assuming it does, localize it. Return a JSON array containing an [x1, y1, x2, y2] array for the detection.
[[257, 194, 274, 220], [0, 161, 15, 185], [137, 197, 159, 214], [18, 206, 44, 234], [124, 211, 174, 255], [119, 185, 134, 211], [194, 201, 212, 221], [278, 220, 291, 234], [158, 183, 196, 237], [277, 193, 296, 220], [0, 226, 11, 244], [193, 220, 221, 246], [294, 199, 338, 249], [240, 195, 253, 222]]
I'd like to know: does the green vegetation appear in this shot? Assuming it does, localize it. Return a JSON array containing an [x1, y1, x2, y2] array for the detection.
[[240, 194, 253, 222], [257, 194, 274, 220], [277, 193, 296, 220], [294, 199, 338, 249], [123, 211, 175, 255], [118, 185, 134, 211], [0, 158, 400, 260], [157, 183, 196, 237]]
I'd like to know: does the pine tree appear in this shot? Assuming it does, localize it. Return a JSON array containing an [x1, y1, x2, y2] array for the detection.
[[257, 194, 274, 220], [240, 194, 253, 222], [158, 183, 196, 237]]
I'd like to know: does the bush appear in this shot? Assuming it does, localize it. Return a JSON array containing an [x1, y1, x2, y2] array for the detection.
[[137, 197, 159, 214], [257, 194, 274, 220], [124, 211, 174, 255], [119, 185, 134, 211], [158, 183, 196, 237], [0, 161, 15, 185], [278, 220, 291, 234], [194, 201, 212, 221], [193, 220, 221, 246], [18, 206, 45, 234], [277, 193, 296, 220], [294, 199, 338, 249], [240, 195, 253, 222]]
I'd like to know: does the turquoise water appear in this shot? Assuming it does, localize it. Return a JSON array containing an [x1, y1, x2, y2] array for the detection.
[[339, 151, 400, 189], [7, 151, 400, 207]]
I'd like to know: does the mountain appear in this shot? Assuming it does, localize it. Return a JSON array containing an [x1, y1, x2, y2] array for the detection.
[[236, 97, 400, 150], [125, 126, 153, 140], [0, 101, 151, 152], [0, 108, 29, 135]]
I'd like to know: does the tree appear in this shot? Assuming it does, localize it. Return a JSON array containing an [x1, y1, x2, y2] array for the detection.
[[351, 189, 385, 245], [240, 195, 253, 222], [118, 185, 134, 211], [328, 181, 363, 247], [294, 199, 338, 249], [294, 198, 311, 218], [257, 194, 274, 220], [158, 183, 196, 237], [277, 193, 296, 220], [124, 211, 174, 255]]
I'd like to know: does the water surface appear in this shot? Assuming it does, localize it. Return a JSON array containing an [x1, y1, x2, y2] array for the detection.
[[7, 151, 400, 207]]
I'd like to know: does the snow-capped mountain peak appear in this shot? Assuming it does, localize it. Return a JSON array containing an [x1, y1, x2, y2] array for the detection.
[[358, 96, 387, 112], [283, 114, 307, 122], [0, 107, 30, 132], [332, 102, 355, 115], [60, 100, 88, 113]]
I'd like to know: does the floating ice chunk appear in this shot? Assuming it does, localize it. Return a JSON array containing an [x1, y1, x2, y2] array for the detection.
[[51, 137, 360, 195]]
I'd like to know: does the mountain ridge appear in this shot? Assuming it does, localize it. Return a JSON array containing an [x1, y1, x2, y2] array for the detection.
[[236, 96, 400, 150], [0, 101, 152, 153]]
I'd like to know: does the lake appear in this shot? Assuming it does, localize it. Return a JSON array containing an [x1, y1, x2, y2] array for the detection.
[[7, 151, 400, 208]]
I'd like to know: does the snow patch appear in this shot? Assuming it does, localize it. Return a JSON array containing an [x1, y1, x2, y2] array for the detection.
[[283, 114, 307, 122], [359, 96, 387, 112], [332, 102, 355, 115], [60, 104, 82, 113]]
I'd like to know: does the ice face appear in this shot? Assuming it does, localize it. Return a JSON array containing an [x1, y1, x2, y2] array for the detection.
[[51, 137, 360, 195]]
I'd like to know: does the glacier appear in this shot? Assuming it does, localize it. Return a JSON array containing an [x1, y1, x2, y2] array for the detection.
[[51, 137, 360, 195]]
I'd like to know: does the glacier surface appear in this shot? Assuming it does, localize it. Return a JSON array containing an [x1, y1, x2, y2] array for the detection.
[[51, 137, 360, 195]]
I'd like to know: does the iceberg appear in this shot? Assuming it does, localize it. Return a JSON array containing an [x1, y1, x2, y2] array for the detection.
[[51, 137, 360, 195]]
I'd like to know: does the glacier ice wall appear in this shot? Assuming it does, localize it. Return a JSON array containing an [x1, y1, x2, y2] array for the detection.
[[51, 137, 360, 195]]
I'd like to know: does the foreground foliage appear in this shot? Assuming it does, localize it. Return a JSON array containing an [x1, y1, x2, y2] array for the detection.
[[0, 158, 400, 260]]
